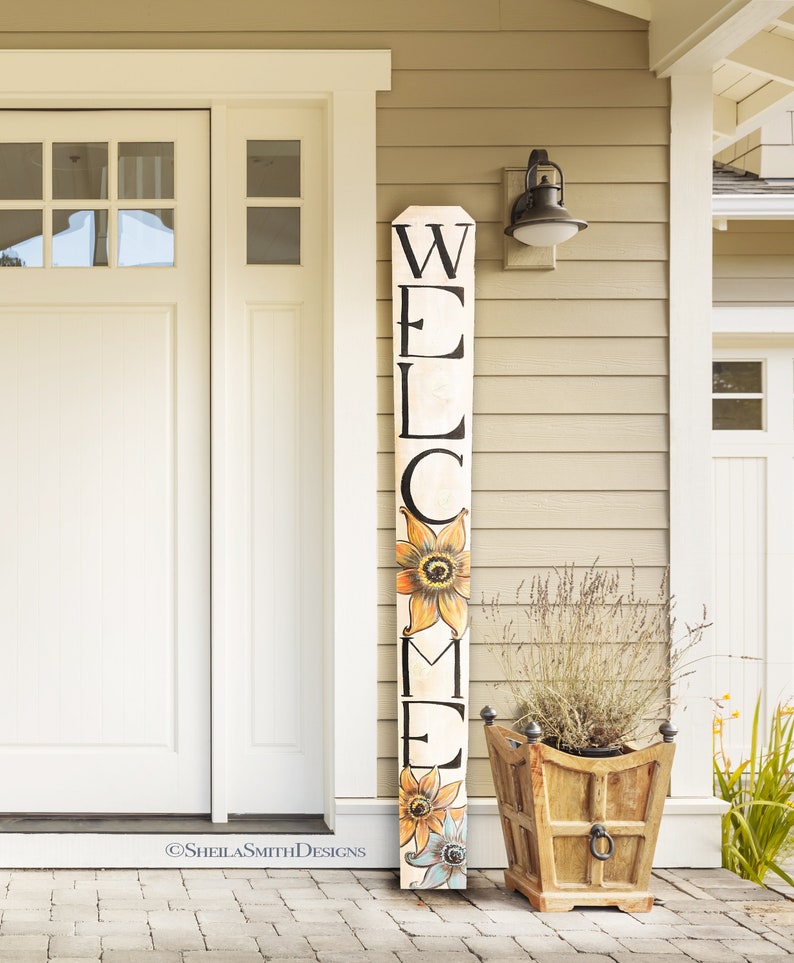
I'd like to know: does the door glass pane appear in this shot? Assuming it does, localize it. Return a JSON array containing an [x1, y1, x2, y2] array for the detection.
[[0, 210, 42, 266], [0, 144, 42, 200], [247, 207, 300, 264], [118, 142, 175, 199], [118, 209, 174, 266], [247, 140, 300, 197], [712, 361, 762, 393], [52, 143, 108, 200], [52, 210, 109, 267], [712, 398, 763, 430]]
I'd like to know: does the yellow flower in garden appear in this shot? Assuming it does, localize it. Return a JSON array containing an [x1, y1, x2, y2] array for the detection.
[[396, 506, 470, 638], [399, 766, 464, 851], [731, 710, 740, 718]]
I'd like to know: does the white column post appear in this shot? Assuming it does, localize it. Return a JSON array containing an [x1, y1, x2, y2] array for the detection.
[[669, 73, 716, 798]]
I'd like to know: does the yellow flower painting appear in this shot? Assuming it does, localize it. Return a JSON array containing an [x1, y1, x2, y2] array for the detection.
[[399, 766, 465, 852], [396, 506, 470, 639]]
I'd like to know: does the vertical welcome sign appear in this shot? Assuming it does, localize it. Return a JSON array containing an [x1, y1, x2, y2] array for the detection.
[[392, 207, 475, 889]]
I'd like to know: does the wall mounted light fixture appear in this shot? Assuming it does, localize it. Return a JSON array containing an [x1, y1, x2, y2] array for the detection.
[[505, 149, 588, 247]]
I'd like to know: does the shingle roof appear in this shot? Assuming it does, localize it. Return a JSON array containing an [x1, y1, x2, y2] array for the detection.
[[713, 161, 794, 195]]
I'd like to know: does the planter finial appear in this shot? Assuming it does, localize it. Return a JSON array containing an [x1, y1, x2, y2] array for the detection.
[[524, 721, 542, 744], [480, 706, 498, 726], [659, 720, 678, 743]]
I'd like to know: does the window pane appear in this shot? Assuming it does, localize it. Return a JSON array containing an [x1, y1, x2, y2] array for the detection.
[[712, 361, 762, 394], [0, 144, 42, 200], [118, 142, 175, 199], [52, 143, 108, 200], [712, 398, 763, 430], [118, 209, 174, 267], [0, 210, 42, 266], [247, 141, 300, 197], [247, 207, 300, 264], [52, 210, 109, 267]]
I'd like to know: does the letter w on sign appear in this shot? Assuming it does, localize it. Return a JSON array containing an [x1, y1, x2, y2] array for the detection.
[[391, 207, 475, 890]]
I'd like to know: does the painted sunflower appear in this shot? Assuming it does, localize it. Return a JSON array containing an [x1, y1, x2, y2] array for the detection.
[[396, 506, 470, 638], [399, 766, 464, 851], [405, 809, 467, 889]]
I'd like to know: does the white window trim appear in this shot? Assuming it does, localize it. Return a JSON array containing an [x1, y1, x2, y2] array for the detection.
[[0, 48, 392, 821]]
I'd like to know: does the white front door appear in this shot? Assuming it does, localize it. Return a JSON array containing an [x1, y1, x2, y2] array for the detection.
[[0, 111, 210, 812], [712, 344, 794, 753]]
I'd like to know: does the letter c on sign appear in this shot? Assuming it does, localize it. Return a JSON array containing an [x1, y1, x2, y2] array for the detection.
[[400, 448, 464, 526]]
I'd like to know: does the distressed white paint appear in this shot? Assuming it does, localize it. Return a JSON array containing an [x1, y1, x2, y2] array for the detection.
[[392, 206, 475, 889]]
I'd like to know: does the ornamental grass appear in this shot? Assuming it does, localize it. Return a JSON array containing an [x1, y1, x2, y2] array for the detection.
[[482, 565, 707, 751], [714, 695, 794, 886]]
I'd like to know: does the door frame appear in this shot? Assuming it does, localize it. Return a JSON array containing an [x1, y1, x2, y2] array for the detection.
[[0, 48, 391, 825]]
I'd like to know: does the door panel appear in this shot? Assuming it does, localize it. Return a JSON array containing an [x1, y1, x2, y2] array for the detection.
[[712, 345, 794, 758], [0, 111, 209, 812], [225, 108, 325, 814]]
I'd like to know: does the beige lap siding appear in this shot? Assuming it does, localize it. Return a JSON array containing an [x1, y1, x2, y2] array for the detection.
[[714, 221, 794, 305]]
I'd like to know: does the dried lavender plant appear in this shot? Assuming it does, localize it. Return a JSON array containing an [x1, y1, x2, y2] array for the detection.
[[482, 565, 707, 750]]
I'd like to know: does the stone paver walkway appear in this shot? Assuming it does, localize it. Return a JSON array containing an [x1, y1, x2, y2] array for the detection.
[[0, 867, 793, 961]]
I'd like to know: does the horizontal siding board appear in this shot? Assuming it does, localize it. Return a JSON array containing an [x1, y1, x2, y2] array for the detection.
[[377, 221, 669, 262], [379, 451, 668, 492], [377, 299, 669, 337], [714, 280, 794, 304], [378, 261, 668, 300], [380, 528, 667, 567], [714, 233, 794, 256], [378, 414, 668, 453], [379, 375, 668, 414], [378, 108, 669, 147], [382, 70, 668, 108], [377, 146, 669, 185], [380, 183, 668, 224], [713, 256, 794, 279], [378, 337, 667, 376], [0, 0, 504, 32], [379, 489, 668, 527], [0, 31, 651, 71]]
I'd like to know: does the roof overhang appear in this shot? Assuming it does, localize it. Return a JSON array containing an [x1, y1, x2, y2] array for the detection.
[[584, 1, 794, 151]]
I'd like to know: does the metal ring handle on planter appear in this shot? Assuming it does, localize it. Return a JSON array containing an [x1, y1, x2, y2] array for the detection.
[[589, 824, 614, 861]]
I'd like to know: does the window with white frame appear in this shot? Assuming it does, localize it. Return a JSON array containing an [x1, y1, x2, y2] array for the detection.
[[712, 359, 764, 430]]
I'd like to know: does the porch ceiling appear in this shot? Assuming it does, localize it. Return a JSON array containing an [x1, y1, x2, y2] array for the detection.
[[584, 1, 794, 152]]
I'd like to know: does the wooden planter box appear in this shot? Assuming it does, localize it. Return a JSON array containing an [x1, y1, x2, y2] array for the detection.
[[482, 714, 675, 912]]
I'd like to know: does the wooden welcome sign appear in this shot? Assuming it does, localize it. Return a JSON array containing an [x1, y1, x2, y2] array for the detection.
[[392, 206, 475, 889]]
